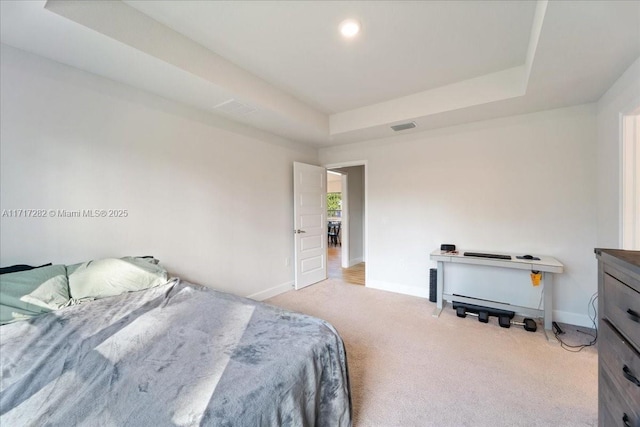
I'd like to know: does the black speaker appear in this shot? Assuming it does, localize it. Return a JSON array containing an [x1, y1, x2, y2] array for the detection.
[[429, 268, 437, 303], [440, 244, 456, 251]]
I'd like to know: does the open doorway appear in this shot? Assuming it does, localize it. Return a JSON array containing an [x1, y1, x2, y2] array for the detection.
[[326, 163, 366, 285]]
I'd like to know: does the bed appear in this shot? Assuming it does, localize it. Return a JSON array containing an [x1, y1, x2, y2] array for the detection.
[[0, 259, 351, 426]]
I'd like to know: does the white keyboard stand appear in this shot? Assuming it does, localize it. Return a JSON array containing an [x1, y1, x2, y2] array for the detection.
[[430, 249, 564, 341]]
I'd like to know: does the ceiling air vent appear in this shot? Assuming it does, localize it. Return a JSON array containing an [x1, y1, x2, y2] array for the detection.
[[391, 122, 417, 132], [213, 99, 257, 117]]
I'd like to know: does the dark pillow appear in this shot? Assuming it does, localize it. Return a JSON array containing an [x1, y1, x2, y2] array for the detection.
[[0, 263, 52, 275], [0, 264, 70, 325]]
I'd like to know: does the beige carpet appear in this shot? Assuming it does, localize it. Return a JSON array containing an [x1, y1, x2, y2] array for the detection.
[[267, 279, 597, 427]]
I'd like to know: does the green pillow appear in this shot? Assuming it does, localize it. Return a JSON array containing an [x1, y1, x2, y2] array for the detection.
[[0, 264, 70, 325], [68, 257, 168, 301]]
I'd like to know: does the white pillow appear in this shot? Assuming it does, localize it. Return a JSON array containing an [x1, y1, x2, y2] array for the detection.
[[68, 257, 168, 301]]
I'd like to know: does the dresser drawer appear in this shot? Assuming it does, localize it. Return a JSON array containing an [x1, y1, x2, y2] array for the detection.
[[600, 366, 640, 427], [600, 321, 640, 410], [605, 261, 640, 294], [604, 273, 640, 346]]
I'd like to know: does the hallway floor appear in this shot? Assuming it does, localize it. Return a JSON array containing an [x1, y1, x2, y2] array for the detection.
[[328, 245, 365, 285]]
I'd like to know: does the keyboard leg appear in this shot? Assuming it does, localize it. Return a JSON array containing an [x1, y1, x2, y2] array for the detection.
[[542, 272, 556, 342]]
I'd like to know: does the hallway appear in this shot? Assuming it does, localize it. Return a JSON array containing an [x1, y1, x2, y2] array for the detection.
[[328, 245, 365, 285]]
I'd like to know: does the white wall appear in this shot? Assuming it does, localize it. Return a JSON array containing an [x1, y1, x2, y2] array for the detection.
[[2, 42, 633, 323], [343, 166, 365, 265], [320, 104, 598, 326], [596, 57, 640, 248], [0, 45, 317, 299]]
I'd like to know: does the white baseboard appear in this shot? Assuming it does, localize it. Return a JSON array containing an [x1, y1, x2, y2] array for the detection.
[[247, 281, 294, 301], [348, 257, 364, 267], [552, 309, 595, 328], [367, 280, 429, 299]]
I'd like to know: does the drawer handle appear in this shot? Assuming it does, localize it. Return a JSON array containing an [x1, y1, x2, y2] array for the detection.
[[623, 413, 631, 427], [628, 308, 640, 322], [623, 365, 640, 387]]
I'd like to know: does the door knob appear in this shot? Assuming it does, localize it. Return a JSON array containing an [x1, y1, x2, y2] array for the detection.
[[294, 229, 306, 234]]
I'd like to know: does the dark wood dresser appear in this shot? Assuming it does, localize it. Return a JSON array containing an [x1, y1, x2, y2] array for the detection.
[[595, 249, 640, 427]]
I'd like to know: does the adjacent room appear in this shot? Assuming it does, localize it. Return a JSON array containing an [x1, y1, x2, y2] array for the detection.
[[327, 167, 366, 286], [1, 1, 639, 426]]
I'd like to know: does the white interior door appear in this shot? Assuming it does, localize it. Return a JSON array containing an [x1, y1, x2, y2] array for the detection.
[[293, 162, 327, 289]]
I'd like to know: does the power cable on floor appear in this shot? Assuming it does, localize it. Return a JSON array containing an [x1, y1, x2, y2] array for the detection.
[[554, 292, 598, 352]]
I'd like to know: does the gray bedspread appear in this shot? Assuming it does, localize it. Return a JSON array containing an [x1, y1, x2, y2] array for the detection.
[[0, 280, 351, 426]]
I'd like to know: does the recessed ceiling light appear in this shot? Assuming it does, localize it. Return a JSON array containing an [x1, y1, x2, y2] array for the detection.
[[339, 19, 361, 38]]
